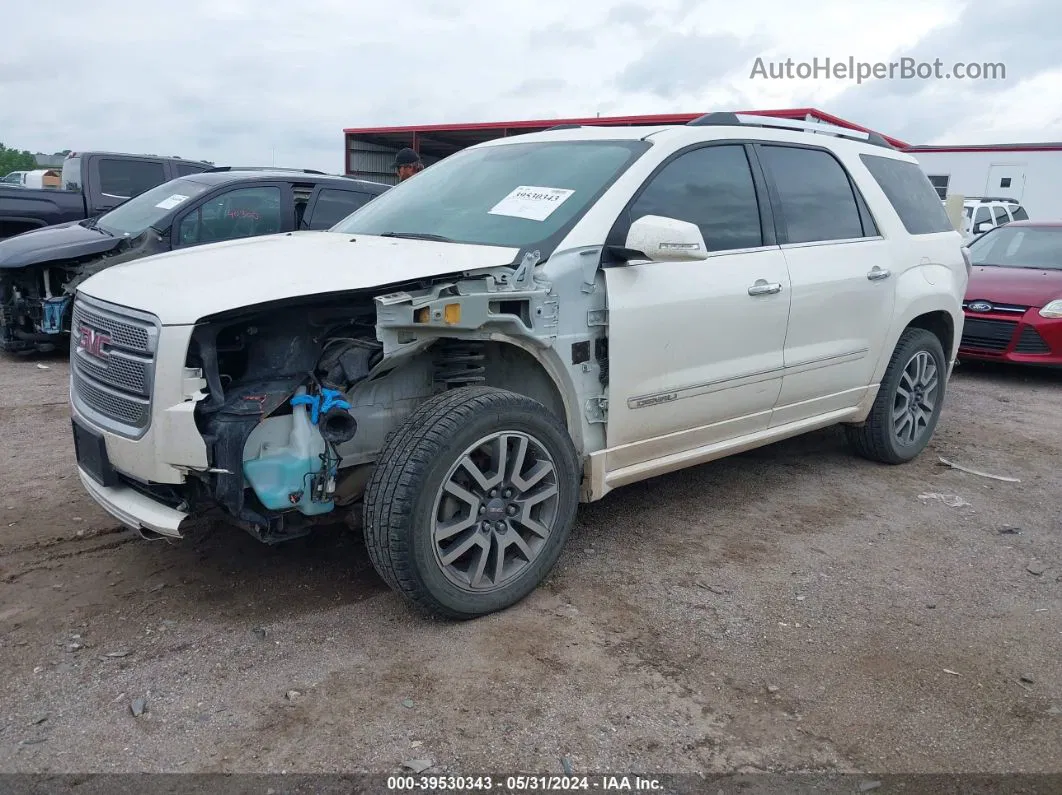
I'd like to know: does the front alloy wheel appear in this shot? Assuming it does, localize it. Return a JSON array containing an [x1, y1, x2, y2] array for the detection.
[[363, 386, 580, 619], [432, 431, 561, 592]]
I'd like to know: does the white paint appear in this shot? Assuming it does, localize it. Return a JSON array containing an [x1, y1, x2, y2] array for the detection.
[[604, 247, 791, 454], [77, 231, 520, 325], [622, 215, 708, 262], [488, 186, 574, 221]]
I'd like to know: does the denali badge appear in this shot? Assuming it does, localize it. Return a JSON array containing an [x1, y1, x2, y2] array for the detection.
[[79, 326, 112, 359], [968, 301, 992, 312]]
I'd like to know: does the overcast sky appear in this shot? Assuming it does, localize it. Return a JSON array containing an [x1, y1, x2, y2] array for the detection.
[[2, 0, 1058, 173]]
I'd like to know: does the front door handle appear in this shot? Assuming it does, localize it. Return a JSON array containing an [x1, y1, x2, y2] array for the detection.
[[867, 267, 891, 281], [748, 279, 782, 296]]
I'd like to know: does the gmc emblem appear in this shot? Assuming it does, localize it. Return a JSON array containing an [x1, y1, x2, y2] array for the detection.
[[79, 326, 112, 359]]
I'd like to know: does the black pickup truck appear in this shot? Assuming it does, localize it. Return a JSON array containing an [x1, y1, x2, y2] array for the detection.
[[0, 151, 212, 240]]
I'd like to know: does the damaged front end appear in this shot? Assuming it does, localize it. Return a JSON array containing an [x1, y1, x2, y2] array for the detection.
[[172, 294, 390, 543], [0, 265, 78, 353], [1, 233, 162, 354], [110, 252, 571, 545]]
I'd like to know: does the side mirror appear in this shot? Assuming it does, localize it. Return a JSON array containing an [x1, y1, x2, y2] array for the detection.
[[613, 215, 709, 263], [976, 221, 994, 233]]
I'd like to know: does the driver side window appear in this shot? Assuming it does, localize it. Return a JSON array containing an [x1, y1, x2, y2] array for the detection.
[[178, 186, 283, 246], [625, 145, 764, 252]]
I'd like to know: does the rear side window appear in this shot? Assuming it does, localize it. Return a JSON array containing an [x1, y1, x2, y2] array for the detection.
[[859, 154, 955, 235], [758, 145, 866, 244], [993, 206, 1011, 224], [308, 188, 376, 230], [98, 159, 167, 199], [62, 157, 82, 191], [626, 144, 763, 252], [175, 162, 207, 177], [1011, 206, 1029, 221], [178, 185, 283, 245]]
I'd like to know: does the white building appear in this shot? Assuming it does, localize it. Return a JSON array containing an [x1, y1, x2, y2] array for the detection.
[[907, 143, 1062, 220]]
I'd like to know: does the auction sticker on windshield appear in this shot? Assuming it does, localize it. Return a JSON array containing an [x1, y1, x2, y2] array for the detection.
[[154, 194, 191, 210], [488, 186, 574, 221]]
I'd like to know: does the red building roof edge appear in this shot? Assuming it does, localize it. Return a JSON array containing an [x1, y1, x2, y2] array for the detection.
[[344, 108, 910, 149], [906, 144, 1062, 153]]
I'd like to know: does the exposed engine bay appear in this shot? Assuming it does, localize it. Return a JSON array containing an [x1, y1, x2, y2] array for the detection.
[[71, 248, 593, 546], [1, 234, 162, 354], [1, 265, 82, 353], [169, 290, 519, 544]]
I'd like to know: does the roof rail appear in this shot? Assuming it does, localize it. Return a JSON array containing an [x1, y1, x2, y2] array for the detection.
[[205, 166, 328, 174], [544, 124, 584, 131], [966, 195, 1020, 204], [686, 112, 894, 149]]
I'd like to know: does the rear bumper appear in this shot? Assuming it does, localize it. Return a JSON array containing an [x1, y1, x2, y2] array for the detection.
[[958, 310, 1062, 365], [77, 466, 188, 538]]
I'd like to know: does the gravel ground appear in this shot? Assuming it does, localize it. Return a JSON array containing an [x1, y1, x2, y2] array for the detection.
[[0, 353, 1059, 776]]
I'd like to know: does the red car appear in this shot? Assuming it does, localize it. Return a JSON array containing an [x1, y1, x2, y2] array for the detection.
[[959, 220, 1062, 366]]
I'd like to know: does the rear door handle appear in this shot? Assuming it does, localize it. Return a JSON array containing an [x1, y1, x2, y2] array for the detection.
[[748, 280, 782, 296], [867, 267, 891, 281]]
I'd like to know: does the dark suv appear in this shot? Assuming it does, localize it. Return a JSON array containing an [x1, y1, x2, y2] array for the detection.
[[0, 168, 388, 353]]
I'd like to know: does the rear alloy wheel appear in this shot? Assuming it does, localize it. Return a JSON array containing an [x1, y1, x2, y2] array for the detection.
[[845, 328, 947, 464], [363, 386, 580, 619], [891, 350, 939, 446]]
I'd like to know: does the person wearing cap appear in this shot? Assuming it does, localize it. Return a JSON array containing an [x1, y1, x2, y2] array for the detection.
[[394, 148, 424, 182]]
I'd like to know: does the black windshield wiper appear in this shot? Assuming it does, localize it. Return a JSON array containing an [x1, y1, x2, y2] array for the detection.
[[83, 218, 113, 236], [378, 231, 453, 243]]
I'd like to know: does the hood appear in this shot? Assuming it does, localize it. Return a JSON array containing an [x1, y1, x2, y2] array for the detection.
[[965, 265, 1062, 309], [77, 231, 520, 325], [0, 220, 121, 269]]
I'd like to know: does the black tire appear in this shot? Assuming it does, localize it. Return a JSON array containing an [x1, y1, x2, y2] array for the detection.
[[845, 328, 948, 464], [362, 385, 580, 620]]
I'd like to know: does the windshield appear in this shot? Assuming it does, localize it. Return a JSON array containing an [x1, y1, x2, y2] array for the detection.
[[332, 140, 650, 254], [968, 226, 1062, 270], [94, 177, 211, 237]]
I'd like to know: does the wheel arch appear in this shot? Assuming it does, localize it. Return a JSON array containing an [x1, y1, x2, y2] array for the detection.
[[905, 310, 955, 362], [875, 294, 963, 385], [453, 335, 585, 455]]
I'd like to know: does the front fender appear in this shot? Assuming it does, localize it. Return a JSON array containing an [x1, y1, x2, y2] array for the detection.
[[484, 331, 585, 455]]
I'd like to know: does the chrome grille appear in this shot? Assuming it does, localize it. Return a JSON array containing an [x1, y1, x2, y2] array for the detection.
[[70, 296, 159, 439], [71, 301, 151, 352], [962, 300, 1027, 314], [73, 375, 150, 427], [73, 348, 150, 395]]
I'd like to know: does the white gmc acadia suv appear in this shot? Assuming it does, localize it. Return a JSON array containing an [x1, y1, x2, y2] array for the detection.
[[68, 113, 969, 619]]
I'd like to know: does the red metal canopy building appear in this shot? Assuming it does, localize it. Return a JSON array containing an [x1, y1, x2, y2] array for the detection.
[[342, 107, 908, 183]]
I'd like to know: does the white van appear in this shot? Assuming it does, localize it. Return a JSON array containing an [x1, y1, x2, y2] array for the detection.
[[0, 169, 62, 189], [0, 171, 29, 186]]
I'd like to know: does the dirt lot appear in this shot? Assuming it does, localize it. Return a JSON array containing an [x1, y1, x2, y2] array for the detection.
[[0, 353, 1059, 776]]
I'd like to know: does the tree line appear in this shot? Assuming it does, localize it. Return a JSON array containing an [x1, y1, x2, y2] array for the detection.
[[0, 143, 69, 175]]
